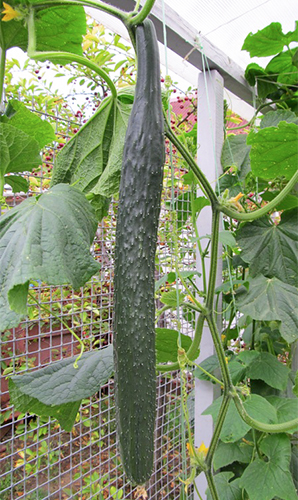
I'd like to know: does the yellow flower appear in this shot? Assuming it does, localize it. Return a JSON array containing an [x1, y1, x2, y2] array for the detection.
[[198, 442, 208, 457], [228, 192, 244, 211], [187, 294, 195, 304], [1, 2, 22, 21]]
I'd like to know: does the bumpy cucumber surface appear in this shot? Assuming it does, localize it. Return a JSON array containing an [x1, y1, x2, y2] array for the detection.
[[113, 19, 165, 485]]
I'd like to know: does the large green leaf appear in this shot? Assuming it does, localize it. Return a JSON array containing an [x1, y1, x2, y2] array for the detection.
[[236, 209, 298, 287], [260, 109, 298, 129], [0, 184, 100, 331], [236, 275, 298, 343], [91, 99, 133, 198], [247, 122, 298, 180], [0, 122, 40, 176], [239, 434, 297, 500], [2, 100, 55, 149], [242, 22, 297, 57], [213, 441, 253, 471], [206, 472, 242, 500], [0, 3, 86, 55], [244, 63, 277, 98], [9, 346, 113, 431], [247, 352, 290, 391], [51, 95, 133, 200], [266, 50, 298, 86], [155, 328, 192, 363], [221, 134, 251, 181], [4, 175, 29, 194], [203, 394, 276, 443], [266, 396, 298, 425]]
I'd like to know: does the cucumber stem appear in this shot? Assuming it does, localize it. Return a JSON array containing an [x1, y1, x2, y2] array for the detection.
[[220, 169, 298, 221], [164, 113, 219, 209], [127, 0, 156, 26], [232, 389, 298, 433], [27, 8, 117, 98]]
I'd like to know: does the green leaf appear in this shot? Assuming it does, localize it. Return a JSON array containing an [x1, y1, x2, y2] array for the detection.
[[247, 352, 290, 391], [9, 346, 113, 431], [247, 122, 298, 180], [236, 350, 260, 366], [0, 122, 40, 176], [2, 100, 55, 149], [203, 394, 276, 443], [91, 99, 133, 197], [155, 270, 201, 292], [51, 96, 133, 199], [239, 434, 297, 500], [266, 51, 298, 86], [236, 275, 298, 343], [242, 23, 289, 57], [244, 63, 277, 98], [0, 4, 86, 55], [293, 371, 298, 397], [285, 21, 298, 44], [236, 210, 298, 287], [0, 184, 100, 330], [221, 134, 251, 180], [266, 396, 298, 426], [261, 190, 298, 211], [159, 290, 186, 307], [293, 47, 298, 68], [4, 175, 29, 194], [206, 472, 242, 500], [193, 196, 210, 214], [193, 354, 219, 382], [51, 97, 113, 191], [213, 441, 253, 471], [219, 230, 237, 248], [227, 360, 247, 385], [155, 328, 192, 363], [260, 109, 298, 129]]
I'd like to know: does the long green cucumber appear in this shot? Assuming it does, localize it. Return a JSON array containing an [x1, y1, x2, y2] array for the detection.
[[113, 19, 165, 485]]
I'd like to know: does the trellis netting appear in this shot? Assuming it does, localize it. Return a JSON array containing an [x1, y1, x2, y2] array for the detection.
[[0, 101, 197, 500]]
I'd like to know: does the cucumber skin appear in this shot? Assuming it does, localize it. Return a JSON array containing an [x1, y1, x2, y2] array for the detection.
[[113, 20, 165, 485]]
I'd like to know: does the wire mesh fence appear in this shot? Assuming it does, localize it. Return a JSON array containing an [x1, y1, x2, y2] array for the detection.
[[0, 103, 196, 500]]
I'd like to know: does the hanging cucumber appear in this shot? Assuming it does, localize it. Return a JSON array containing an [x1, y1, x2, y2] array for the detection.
[[113, 19, 165, 485]]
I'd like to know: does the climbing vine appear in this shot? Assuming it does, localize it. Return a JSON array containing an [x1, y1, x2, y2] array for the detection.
[[0, 2, 297, 499]]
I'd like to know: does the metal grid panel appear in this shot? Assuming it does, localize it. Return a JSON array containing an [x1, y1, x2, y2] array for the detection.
[[0, 106, 196, 500]]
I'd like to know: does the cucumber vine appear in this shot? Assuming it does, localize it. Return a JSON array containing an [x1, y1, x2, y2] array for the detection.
[[0, 1, 297, 499]]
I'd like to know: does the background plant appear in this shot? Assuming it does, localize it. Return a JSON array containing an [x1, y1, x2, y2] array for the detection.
[[0, 2, 297, 500]]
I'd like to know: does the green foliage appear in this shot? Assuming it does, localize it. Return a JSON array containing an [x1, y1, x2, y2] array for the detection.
[[9, 346, 113, 431], [236, 209, 298, 287], [156, 328, 192, 363], [0, 184, 100, 330], [236, 275, 298, 343], [0, 3, 86, 55], [242, 22, 298, 57], [239, 434, 297, 500], [247, 122, 298, 180], [0, 8, 297, 500]]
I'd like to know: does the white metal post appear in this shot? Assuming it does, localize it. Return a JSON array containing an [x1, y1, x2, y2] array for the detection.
[[194, 70, 224, 499]]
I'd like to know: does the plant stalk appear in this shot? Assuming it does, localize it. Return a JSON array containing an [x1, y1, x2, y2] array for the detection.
[[0, 48, 6, 113], [127, 0, 156, 26], [220, 170, 298, 221], [164, 113, 219, 209], [27, 8, 117, 98], [232, 390, 298, 433]]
